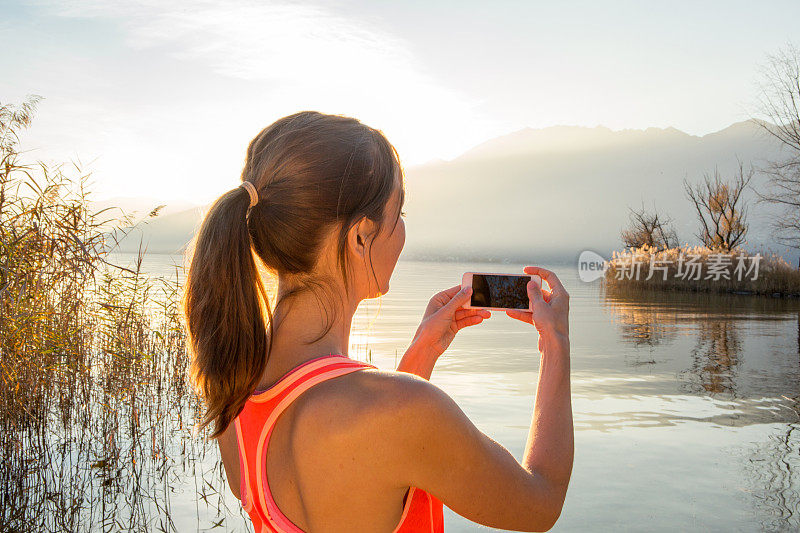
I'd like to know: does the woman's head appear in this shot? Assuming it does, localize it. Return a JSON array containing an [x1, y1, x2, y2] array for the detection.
[[182, 111, 406, 437]]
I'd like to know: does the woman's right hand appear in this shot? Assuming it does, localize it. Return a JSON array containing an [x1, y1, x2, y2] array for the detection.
[[505, 266, 570, 353]]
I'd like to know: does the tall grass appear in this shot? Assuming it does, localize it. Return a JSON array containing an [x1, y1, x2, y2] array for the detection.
[[604, 244, 800, 296], [0, 98, 240, 531]]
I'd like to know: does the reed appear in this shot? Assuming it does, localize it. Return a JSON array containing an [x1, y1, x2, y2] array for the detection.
[[0, 98, 242, 531], [604, 244, 800, 296]]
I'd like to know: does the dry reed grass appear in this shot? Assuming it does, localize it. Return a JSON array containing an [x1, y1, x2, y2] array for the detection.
[[604, 244, 800, 297], [1, 98, 243, 531]]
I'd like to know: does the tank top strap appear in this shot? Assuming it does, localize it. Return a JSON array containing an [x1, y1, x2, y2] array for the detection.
[[249, 354, 375, 404], [235, 354, 378, 532]]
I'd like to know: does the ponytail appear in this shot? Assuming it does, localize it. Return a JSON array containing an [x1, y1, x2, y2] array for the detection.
[[182, 185, 273, 438], [181, 110, 404, 439]]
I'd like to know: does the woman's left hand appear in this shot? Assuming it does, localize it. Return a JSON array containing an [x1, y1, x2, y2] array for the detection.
[[412, 284, 491, 358]]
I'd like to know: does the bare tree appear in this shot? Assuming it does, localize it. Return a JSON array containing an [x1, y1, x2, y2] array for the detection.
[[620, 203, 679, 250], [684, 161, 754, 252], [753, 42, 800, 257]]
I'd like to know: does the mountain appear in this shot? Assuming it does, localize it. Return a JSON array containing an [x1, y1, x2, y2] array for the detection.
[[105, 206, 206, 255], [108, 120, 799, 266], [402, 119, 796, 264]]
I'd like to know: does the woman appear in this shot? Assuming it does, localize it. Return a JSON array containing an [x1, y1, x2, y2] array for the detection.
[[182, 111, 573, 532]]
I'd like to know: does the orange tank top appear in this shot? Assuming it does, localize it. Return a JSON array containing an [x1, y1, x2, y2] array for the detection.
[[233, 353, 445, 532]]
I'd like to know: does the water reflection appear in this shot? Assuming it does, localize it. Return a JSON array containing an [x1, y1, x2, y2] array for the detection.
[[609, 301, 680, 348], [687, 318, 741, 395], [602, 283, 800, 400], [602, 282, 800, 531], [741, 414, 800, 531]]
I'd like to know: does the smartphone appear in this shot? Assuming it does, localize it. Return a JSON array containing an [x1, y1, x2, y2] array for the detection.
[[461, 271, 542, 311]]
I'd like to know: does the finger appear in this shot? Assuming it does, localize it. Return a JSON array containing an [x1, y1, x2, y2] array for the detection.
[[455, 308, 479, 320], [523, 266, 567, 296], [505, 309, 532, 324], [455, 315, 484, 330], [455, 308, 490, 321], [541, 288, 553, 303]]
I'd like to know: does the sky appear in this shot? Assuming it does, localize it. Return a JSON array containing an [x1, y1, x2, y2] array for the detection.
[[2, 0, 799, 205]]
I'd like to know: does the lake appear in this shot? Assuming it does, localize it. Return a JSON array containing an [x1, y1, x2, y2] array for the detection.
[[110, 252, 800, 532]]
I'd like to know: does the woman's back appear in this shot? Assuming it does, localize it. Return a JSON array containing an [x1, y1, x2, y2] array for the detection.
[[231, 354, 445, 532]]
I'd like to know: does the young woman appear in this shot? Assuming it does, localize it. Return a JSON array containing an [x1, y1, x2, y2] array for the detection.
[[182, 111, 573, 532]]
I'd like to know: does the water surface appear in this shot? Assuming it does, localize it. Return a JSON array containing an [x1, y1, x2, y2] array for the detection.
[[115, 253, 800, 532]]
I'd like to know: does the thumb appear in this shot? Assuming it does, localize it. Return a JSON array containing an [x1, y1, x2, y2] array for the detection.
[[444, 285, 472, 313], [528, 277, 544, 308]]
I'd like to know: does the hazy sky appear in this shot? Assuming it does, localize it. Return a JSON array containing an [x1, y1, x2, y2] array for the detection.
[[2, 0, 799, 205]]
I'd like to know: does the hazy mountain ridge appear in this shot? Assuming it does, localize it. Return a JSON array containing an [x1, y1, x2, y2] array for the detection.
[[104, 205, 206, 256], [108, 121, 799, 266], [456, 123, 697, 162]]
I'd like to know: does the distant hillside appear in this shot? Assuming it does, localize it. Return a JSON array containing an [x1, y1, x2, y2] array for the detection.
[[108, 121, 800, 266], [105, 206, 206, 255], [402, 119, 797, 265]]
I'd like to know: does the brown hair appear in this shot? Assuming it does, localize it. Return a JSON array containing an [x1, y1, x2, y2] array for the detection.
[[181, 111, 405, 438]]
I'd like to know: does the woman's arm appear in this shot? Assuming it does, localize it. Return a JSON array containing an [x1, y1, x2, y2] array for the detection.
[[377, 335, 572, 531], [396, 341, 439, 380]]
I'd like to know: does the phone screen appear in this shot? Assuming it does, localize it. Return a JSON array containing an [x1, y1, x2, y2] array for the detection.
[[470, 274, 530, 310]]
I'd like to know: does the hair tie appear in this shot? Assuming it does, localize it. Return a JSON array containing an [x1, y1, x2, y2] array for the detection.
[[240, 181, 259, 208]]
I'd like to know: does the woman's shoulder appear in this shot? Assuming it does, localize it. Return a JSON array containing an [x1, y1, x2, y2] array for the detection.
[[290, 367, 457, 486], [350, 367, 437, 398], [292, 367, 448, 446], [297, 367, 435, 418]]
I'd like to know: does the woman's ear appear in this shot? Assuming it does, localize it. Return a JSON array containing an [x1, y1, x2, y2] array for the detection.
[[347, 216, 373, 259]]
